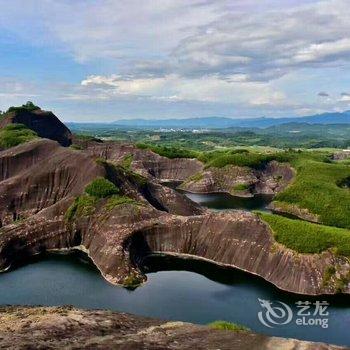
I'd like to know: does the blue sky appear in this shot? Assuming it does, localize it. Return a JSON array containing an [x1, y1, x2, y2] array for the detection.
[[0, 0, 350, 121]]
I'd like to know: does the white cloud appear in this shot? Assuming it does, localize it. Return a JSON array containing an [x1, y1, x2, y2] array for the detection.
[[3, 0, 350, 78], [340, 93, 350, 102], [163, 0, 350, 81], [1, 0, 350, 119], [81, 73, 290, 108], [293, 38, 350, 63]]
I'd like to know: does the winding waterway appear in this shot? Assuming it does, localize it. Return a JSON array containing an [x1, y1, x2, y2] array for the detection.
[[0, 192, 349, 346], [180, 190, 273, 211]]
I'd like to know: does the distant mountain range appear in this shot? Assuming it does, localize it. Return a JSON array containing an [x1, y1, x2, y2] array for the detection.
[[111, 110, 350, 129]]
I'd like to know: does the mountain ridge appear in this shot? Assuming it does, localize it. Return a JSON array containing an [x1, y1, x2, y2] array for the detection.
[[106, 110, 350, 129]]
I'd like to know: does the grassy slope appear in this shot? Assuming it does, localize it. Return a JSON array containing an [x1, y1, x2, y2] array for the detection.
[[198, 149, 291, 169], [257, 212, 350, 257], [0, 124, 38, 149], [65, 178, 141, 222], [275, 154, 350, 229], [136, 143, 199, 159], [208, 321, 250, 332], [201, 148, 350, 230]]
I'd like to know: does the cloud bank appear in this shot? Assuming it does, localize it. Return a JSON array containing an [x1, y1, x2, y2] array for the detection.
[[0, 0, 350, 119]]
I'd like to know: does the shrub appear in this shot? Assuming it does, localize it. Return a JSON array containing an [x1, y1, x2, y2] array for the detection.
[[123, 273, 142, 289], [120, 154, 133, 169], [85, 178, 119, 198], [95, 157, 108, 166], [7, 101, 40, 113], [322, 266, 336, 287], [105, 195, 139, 210], [136, 143, 198, 159], [208, 321, 250, 332], [233, 183, 249, 191], [0, 124, 38, 149], [65, 195, 98, 221]]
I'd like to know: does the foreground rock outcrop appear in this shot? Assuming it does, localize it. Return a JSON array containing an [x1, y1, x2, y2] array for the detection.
[[0, 306, 346, 350]]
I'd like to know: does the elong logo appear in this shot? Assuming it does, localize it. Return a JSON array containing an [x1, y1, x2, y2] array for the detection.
[[258, 299, 293, 328], [257, 299, 329, 329]]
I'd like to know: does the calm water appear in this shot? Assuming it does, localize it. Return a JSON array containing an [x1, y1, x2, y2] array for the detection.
[[162, 180, 273, 212], [0, 254, 349, 347], [179, 190, 273, 212], [0, 190, 349, 346]]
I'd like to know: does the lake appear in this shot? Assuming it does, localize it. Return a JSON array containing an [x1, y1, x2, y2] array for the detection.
[[0, 253, 349, 347], [179, 190, 273, 211], [0, 190, 349, 347]]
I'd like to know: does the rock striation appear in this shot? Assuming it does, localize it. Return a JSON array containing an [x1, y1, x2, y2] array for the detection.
[[0, 137, 349, 295], [79, 141, 203, 181], [179, 161, 294, 197]]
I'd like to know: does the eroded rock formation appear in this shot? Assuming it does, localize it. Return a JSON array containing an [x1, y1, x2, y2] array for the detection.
[[79, 141, 203, 181], [0, 137, 348, 295], [0, 306, 345, 350], [179, 161, 294, 197]]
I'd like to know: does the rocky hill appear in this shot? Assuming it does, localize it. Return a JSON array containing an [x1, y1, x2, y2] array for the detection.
[[0, 103, 72, 147]]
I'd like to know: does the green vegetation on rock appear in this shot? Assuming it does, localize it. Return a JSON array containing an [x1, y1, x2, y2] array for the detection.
[[322, 266, 336, 288], [186, 172, 204, 183], [136, 143, 199, 159], [105, 195, 140, 210], [123, 273, 143, 289], [335, 272, 350, 293], [208, 321, 250, 332], [257, 212, 350, 257], [6, 101, 40, 113], [65, 195, 98, 221], [275, 156, 350, 228], [0, 124, 38, 149], [232, 183, 249, 191], [66, 176, 140, 221], [69, 144, 83, 150], [85, 178, 119, 198], [120, 154, 133, 169], [200, 149, 291, 169]]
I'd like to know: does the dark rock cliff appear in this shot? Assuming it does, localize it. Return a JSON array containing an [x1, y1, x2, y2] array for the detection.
[[0, 108, 73, 146]]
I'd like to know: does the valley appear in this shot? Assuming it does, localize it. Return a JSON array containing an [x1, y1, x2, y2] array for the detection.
[[0, 104, 350, 347]]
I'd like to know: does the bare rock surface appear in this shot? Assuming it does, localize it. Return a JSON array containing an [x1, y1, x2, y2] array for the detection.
[[332, 151, 350, 161], [81, 142, 203, 181], [269, 202, 321, 223], [179, 161, 294, 197], [0, 306, 346, 350]]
